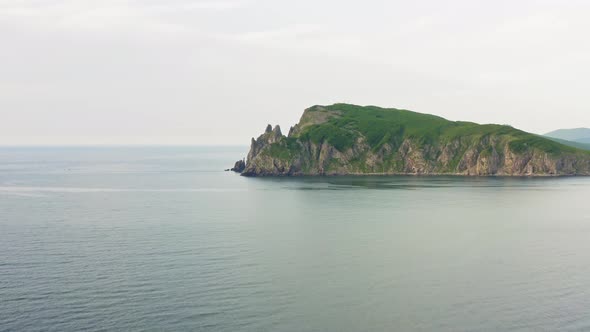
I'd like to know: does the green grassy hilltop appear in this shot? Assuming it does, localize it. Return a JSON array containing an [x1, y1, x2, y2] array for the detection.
[[297, 104, 580, 155]]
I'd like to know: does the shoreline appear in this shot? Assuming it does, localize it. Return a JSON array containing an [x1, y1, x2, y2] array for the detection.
[[239, 171, 589, 178]]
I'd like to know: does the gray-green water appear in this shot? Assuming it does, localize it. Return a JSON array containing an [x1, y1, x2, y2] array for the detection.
[[2, 146, 590, 331]]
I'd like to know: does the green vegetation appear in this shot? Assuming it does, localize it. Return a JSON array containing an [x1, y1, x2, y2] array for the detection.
[[296, 103, 585, 155], [508, 135, 575, 154], [299, 123, 357, 151], [263, 137, 301, 160]]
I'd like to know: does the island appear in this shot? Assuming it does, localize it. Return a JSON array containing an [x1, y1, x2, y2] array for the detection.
[[232, 104, 590, 176]]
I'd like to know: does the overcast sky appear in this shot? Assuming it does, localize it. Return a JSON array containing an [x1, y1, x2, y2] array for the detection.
[[1, 0, 589, 145]]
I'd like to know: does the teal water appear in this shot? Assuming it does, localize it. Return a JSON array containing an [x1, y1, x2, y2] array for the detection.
[[2, 146, 590, 331]]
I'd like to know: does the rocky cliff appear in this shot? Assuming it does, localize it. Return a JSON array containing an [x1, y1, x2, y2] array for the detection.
[[236, 104, 590, 176]]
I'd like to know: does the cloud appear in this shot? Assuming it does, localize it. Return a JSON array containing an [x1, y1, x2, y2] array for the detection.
[[2, 0, 590, 145], [231, 23, 321, 42], [0, 0, 252, 32]]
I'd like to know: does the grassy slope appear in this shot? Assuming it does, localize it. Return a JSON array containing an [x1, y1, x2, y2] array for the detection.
[[292, 104, 588, 157]]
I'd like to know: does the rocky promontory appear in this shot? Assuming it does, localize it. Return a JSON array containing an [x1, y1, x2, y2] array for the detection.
[[234, 104, 590, 176]]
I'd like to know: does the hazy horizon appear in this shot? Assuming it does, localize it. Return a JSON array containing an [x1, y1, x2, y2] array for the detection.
[[2, 0, 590, 145]]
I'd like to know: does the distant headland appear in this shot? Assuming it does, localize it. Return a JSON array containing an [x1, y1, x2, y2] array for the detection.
[[231, 104, 590, 176]]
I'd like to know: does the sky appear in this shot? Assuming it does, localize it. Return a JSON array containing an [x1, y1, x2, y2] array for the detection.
[[1, 0, 589, 145]]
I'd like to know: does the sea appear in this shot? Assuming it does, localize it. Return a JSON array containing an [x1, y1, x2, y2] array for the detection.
[[1, 146, 590, 331]]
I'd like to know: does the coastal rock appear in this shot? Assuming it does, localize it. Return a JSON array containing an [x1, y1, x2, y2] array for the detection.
[[239, 104, 590, 176], [230, 159, 246, 173]]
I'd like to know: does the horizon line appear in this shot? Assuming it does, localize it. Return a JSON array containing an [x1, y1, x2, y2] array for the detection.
[[0, 144, 250, 148]]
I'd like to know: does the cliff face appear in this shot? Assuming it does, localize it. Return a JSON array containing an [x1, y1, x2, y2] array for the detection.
[[239, 104, 590, 176]]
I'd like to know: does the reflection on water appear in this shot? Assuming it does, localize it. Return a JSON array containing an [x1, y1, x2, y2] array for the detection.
[[252, 175, 562, 190]]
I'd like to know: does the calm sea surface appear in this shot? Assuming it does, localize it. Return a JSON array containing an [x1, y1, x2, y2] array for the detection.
[[2, 146, 590, 331]]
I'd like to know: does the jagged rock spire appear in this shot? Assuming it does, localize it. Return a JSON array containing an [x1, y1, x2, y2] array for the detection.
[[272, 125, 282, 135]]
